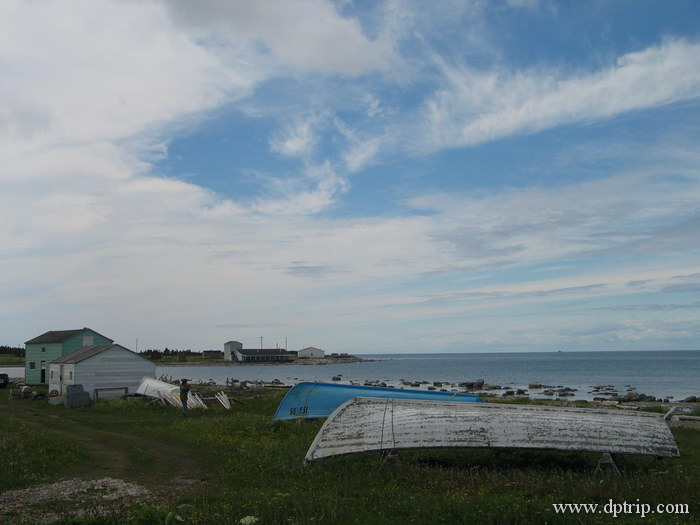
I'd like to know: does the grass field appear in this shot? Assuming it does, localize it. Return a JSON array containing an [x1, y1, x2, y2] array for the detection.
[[1, 386, 698, 524], [0, 355, 24, 366]]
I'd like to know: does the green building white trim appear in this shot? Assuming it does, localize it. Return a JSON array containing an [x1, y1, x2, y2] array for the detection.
[[24, 328, 113, 385]]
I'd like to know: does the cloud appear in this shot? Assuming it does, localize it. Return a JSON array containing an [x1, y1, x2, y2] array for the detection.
[[506, 0, 540, 8], [286, 263, 340, 279], [162, 0, 393, 76], [270, 117, 319, 157], [407, 169, 700, 271], [598, 303, 700, 312], [2, 1, 699, 352], [343, 137, 381, 173], [416, 39, 700, 151], [0, 1, 253, 152]]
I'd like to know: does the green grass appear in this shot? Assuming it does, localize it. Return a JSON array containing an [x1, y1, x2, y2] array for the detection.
[[0, 416, 88, 489], [1, 390, 699, 524], [0, 355, 24, 366]]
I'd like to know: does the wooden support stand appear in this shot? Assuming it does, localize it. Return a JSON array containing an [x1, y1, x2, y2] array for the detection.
[[595, 453, 621, 475]]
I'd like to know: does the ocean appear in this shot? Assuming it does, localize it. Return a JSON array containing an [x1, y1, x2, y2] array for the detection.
[[156, 350, 700, 401], [3, 350, 698, 401]]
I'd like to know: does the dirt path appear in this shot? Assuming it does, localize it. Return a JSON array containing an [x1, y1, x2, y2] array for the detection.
[[11, 406, 201, 484], [1, 406, 204, 524]]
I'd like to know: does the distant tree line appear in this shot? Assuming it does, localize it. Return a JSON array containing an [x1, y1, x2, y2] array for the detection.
[[0, 345, 25, 357], [138, 348, 201, 360]]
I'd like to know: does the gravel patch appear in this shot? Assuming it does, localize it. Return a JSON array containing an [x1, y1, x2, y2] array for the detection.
[[0, 477, 153, 524]]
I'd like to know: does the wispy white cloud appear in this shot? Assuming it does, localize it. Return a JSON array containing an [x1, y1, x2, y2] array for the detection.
[[405, 168, 700, 272], [415, 39, 700, 152], [343, 137, 381, 173], [270, 117, 319, 158]]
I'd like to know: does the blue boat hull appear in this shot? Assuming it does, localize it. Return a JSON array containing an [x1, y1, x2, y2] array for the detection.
[[273, 382, 482, 420]]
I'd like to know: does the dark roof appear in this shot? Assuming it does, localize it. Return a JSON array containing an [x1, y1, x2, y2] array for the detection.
[[26, 329, 86, 344], [51, 344, 136, 364], [25, 327, 113, 345], [51, 345, 111, 364], [238, 349, 293, 356]]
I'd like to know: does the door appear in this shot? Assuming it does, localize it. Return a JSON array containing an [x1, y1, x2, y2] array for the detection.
[[40, 360, 46, 383]]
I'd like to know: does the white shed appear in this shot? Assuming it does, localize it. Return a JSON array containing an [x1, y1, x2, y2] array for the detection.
[[297, 347, 325, 359], [48, 344, 155, 399], [224, 341, 242, 361]]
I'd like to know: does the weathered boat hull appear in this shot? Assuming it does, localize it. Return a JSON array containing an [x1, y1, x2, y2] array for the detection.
[[305, 397, 680, 461], [135, 376, 178, 398], [273, 381, 481, 421]]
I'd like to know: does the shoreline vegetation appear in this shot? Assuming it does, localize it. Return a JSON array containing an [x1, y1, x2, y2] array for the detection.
[[1, 383, 699, 524], [158, 355, 370, 366]]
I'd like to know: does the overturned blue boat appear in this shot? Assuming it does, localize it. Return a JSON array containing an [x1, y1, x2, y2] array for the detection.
[[273, 381, 482, 421]]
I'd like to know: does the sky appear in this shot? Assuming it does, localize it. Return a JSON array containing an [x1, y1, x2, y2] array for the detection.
[[2, 0, 700, 354]]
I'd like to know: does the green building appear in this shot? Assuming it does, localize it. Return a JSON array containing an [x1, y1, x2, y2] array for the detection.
[[24, 328, 113, 385]]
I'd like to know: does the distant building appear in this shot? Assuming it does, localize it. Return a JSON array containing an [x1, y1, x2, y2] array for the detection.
[[48, 344, 154, 398], [24, 328, 114, 385], [234, 348, 295, 362], [297, 347, 325, 359], [224, 340, 295, 362], [202, 350, 224, 359], [223, 341, 242, 361]]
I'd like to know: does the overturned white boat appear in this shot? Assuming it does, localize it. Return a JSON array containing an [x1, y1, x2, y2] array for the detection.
[[305, 398, 680, 462], [135, 376, 179, 398], [135, 377, 207, 409]]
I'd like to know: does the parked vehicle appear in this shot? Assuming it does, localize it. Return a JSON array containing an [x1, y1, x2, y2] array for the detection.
[[0, 373, 10, 388]]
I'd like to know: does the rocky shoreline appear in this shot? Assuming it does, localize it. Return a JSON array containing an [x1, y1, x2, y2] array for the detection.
[[5, 360, 697, 405], [354, 377, 700, 404], [167, 373, 699, 406]]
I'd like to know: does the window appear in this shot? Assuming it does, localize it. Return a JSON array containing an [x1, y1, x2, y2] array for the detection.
[[51, 371, 54, 379], [29, 362, 36, 369], [41, 347, 46, 353], [83, 335, 93, 346], [69, 371, 73, 380]]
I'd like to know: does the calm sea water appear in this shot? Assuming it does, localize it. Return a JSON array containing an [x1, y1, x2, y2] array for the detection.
[[156, 350, 700, 401], [3, 350, 698, 401]]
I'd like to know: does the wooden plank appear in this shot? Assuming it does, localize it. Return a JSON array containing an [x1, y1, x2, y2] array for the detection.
[[305, 398, 680, 462], [190, 392, 207, 409], [215, 391, 231, 409]]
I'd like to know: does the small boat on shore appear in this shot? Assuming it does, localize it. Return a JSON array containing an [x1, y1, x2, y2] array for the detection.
[[272, 381, 482, 421], [135, 376, 179, 398], [305, 397, 680, 462]]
